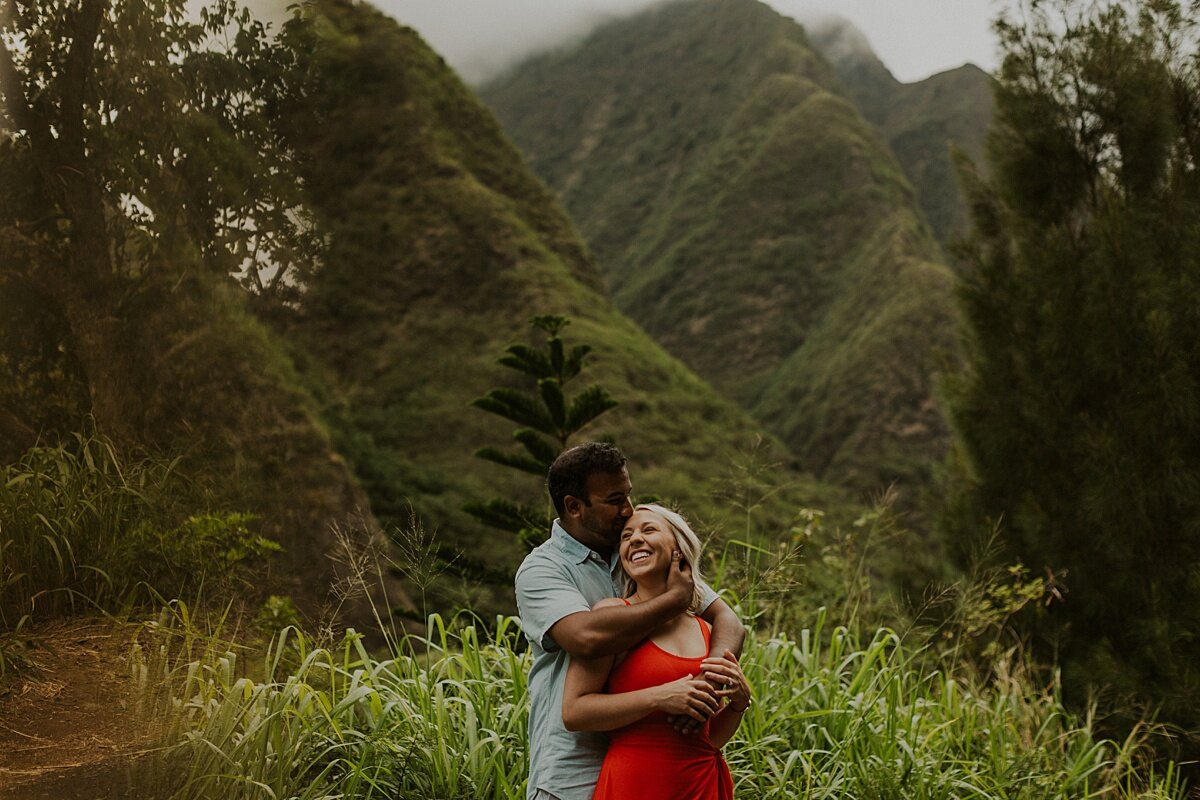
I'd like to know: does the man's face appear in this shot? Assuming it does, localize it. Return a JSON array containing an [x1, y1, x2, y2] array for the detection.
[[576, 467, 634, 546]]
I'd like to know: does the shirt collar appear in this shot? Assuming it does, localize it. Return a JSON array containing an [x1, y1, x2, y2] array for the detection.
[[551, 518, 616, 567]]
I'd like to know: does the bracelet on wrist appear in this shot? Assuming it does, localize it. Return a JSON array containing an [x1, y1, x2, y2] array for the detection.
[[728, 697, 752, 713]]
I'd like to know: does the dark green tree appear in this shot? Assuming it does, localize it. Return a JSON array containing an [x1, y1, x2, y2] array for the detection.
[[0, 0, 317, 446], [942, 0, 1200, 759], [465, 315, 618, 548]]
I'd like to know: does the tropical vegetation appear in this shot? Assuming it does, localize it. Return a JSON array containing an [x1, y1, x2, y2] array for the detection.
[[0, 0, 1196, 795]]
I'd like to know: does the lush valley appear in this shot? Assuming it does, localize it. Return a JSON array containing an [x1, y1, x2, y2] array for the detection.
[[482, 0, 960, 496], [276, 0, 850, 605], [0, 0, 847, 622]]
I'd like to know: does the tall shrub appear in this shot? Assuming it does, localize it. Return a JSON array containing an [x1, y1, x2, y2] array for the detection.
[[942, 0, 1200, 756]]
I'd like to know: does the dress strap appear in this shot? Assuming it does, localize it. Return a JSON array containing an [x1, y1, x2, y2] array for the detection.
[[622, 598, 631, 606], [696, 615, 711, 651]]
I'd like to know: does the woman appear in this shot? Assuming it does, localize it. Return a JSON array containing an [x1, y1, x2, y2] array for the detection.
[[562, 504, 752, 800]]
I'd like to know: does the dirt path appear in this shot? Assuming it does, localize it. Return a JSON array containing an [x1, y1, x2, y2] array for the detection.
[[0, 619, 156, 799]]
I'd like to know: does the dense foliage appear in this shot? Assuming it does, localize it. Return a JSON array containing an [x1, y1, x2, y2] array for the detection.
[[943, 0, 1200, 762], [0, 0, 315, 442], [0, 0, 378, 614]]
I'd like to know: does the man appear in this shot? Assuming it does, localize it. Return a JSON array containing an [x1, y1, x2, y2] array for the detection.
[[516, 442, 746, 800]]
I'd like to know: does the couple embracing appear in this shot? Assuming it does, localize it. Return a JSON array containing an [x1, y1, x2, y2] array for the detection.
[[516, 443, 753, 800]]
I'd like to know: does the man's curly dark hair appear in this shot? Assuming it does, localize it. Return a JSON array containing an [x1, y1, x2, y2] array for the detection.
[[547, 442, 627, 517]]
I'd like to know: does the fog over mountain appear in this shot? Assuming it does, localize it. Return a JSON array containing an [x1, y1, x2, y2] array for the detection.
[[376, 0, 663, 84], [382, 0, 1000, 85]]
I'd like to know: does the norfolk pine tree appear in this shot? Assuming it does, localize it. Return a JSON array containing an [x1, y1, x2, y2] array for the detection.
[[942, 0, 1200, 760], [465, 315, 618, 549]]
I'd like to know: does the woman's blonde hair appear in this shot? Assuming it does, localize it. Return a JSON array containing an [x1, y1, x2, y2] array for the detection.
[[621, 503, 705, 614]]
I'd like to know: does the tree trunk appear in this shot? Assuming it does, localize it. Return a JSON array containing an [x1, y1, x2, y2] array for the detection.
[[51, 278, 144, 447], [0, 0, 143, 446]]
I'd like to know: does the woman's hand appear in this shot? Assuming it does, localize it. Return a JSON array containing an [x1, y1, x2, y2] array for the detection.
[[702, 650, 752, 749], [700, 649, 752, 711], [651, 674, 722, 721]]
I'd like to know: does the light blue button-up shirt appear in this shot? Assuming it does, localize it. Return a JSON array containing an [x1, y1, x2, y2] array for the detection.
[[515, 519, 717, 800]]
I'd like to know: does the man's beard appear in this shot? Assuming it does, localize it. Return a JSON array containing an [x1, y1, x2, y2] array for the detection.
[[581, 510, 621, 542]]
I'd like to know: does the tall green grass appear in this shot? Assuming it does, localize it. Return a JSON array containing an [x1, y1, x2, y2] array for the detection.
[[730, 612, 1181, 799], [135, 611, 530, 799], [0, 432, 173, 624], [0, 433, 276, 680], [135, 609, 1185, 799]]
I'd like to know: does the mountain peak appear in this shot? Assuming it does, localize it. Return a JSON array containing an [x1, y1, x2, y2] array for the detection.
[[483, 0, 958, 494], [804, 14, 892, 77]]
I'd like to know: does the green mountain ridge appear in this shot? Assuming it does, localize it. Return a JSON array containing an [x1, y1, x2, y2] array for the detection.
[[277, 0, 848, 595], [481, 0, 958, 495]]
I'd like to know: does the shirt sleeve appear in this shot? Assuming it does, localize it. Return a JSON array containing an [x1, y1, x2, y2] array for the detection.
[[696, 579, 719, 613], [515, 558, 591, 653]]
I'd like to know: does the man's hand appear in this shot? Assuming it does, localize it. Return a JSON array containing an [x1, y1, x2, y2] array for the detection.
[[664, 549, 695, 614], [651, 674, 721, 721], [667, 712, 707, 734]]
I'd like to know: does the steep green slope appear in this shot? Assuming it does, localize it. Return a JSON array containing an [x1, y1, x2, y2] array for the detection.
[[279, 0, 844, 589], [808, 17, 993, 245], [481, 0, 957, 494], [106, 276, 385, 614]]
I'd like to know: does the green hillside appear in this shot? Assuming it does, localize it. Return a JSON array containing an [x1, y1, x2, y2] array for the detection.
[[275, 0, 846, 596], [481, 0, 957, 495], [808, 17, 994, 245]]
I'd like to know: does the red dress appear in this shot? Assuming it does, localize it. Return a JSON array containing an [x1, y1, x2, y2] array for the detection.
[[591, 614, 734, 800]]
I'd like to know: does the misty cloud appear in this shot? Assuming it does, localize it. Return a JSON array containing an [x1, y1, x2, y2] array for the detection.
[[384, 0, 998, 86], [379, 0, 667, 85]]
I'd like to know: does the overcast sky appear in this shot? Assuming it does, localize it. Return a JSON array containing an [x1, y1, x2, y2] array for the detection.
[[380, 0, 1006, 85]]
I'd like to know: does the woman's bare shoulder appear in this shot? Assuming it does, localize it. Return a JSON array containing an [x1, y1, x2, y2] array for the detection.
[[592, 597, 629, 611]]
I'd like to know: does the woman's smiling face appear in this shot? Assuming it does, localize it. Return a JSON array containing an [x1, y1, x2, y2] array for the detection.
[[619, 508, 675, 578]]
